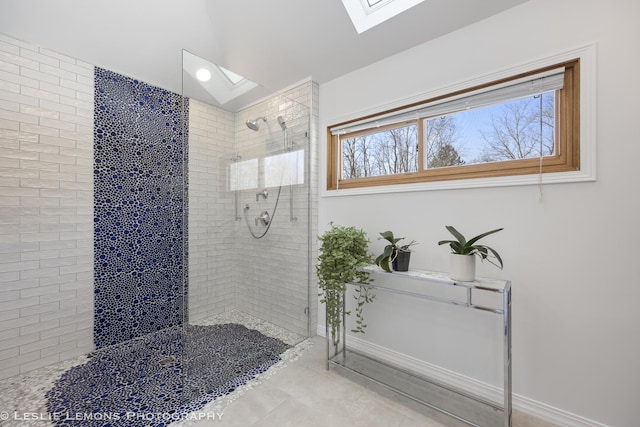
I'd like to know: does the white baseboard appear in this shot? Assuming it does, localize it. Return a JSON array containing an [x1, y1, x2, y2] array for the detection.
[[317, 326, 607, 427]]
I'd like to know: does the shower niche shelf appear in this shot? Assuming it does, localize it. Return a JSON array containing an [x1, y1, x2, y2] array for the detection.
[[326, 266, 512, 427]]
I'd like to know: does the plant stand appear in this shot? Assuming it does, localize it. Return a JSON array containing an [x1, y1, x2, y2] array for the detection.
[[326, 266, 512, 427]]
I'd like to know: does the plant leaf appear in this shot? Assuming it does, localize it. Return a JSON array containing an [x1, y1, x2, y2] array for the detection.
[[375, 253, 385, 265], [475, 246, 489, 259], [445, 225, 467, 246], [376, 245, 394, 266], [437, 239, 456, 246], [466, 228, 503, 247], [485, 246, 504, 269], [379, 230, 394, 243], [439, 239, 463, 254], [379, 256, 391, 272], [382, 245, 394, 258]]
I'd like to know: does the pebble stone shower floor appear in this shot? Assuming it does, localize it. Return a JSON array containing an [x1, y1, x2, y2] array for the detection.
[[0, 311, 311, 427]]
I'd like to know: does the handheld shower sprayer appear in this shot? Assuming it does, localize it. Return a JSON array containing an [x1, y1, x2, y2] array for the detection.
[[277, 116, 287, 131]]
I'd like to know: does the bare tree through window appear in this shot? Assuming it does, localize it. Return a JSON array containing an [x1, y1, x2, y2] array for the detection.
[[341, 123, 418, 179], [425, 116, 464, 168], [479, 93, 555, 162]]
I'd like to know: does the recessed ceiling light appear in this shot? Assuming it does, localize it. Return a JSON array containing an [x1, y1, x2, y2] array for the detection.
[[196, 68, 212, 82]]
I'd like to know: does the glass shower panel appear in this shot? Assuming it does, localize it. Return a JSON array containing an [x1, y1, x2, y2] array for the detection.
[[233, 94, 311, 338], [179, 49, 312, 414]]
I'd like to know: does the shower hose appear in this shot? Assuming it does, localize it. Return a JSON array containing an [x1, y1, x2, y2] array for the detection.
[[243, 184, 283, 239]]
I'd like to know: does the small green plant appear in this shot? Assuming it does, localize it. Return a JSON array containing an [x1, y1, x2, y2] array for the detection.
[[317, 223, 374, 341], [438, 225, 504, 269], [375, 230, 418, 272]]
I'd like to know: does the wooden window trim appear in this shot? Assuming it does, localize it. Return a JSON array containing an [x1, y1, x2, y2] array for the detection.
[[327, 59, 580, 191]]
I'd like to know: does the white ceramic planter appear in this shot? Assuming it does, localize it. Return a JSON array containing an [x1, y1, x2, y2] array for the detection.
[[449, 254, 476, 282]]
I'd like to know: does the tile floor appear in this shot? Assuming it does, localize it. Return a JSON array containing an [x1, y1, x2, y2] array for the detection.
[[190, 335, 456, 427], [0, 312, 553, 427], [189, 335, 554, 427]]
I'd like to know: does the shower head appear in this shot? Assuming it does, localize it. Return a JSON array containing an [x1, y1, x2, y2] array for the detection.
[[277, 116, 287, 131], [246, 117, 267, 131]]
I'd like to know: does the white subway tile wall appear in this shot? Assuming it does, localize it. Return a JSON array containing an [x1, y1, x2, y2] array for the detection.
[[233, 86, 316, 337], [0, 34, 94, 380], [187, 100, 236, 321], [188, 83, 318, 337]]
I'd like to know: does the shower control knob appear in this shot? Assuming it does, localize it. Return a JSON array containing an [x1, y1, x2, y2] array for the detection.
[[255, 211, 271, 227]]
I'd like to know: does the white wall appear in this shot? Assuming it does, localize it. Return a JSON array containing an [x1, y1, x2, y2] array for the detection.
[[318, 1, 639, 426], [0, 34, 94, 379]]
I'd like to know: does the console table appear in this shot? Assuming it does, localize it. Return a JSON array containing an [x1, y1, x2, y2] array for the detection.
[[326, 266, 512, 427]]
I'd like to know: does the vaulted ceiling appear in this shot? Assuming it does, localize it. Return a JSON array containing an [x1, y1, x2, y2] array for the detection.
[[0, 0, 528, 110]]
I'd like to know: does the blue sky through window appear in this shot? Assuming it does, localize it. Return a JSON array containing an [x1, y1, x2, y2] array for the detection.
[[427, 92, 555, 166]]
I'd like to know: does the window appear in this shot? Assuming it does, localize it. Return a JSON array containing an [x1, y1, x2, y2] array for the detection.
[[341, 122, 418, 179], [327, 59, 581, 191]]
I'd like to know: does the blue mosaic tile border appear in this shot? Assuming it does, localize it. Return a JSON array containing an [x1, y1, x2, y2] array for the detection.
[[93, 67, 189, 349]]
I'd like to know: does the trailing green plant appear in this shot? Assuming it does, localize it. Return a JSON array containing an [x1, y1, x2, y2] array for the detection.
[[317, 223, 374, 341], [375, 230, 418, 272], [438, 225, 504, 269], [352, 284, 375, 335]]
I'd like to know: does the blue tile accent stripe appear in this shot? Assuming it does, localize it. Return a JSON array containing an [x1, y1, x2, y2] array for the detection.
[[93, 67, 188, 348]]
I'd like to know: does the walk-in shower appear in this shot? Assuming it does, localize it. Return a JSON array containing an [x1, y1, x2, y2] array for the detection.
[[0, 38, 317, 427], [182, 48, 315, 355], [50, 52, 315, 424], [179, 49, 315, 415]]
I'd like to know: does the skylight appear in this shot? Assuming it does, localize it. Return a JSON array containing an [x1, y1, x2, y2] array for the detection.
[[341, 0, 426, 33], [182, 50, 258, 107], [218, 65, 245, 85]]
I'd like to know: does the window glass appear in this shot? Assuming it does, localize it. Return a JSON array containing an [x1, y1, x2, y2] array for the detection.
[[341, 123, 418, 179], [424, 91, 555, 169]]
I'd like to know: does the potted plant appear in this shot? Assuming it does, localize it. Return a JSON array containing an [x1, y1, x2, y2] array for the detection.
[[438, 225, 504, 281], [317, 223, 375, 348], [375, 231, 418, 272]]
